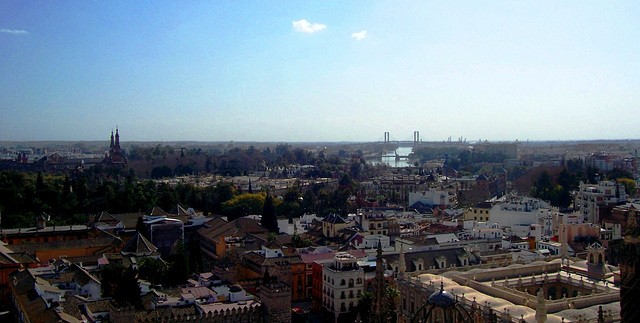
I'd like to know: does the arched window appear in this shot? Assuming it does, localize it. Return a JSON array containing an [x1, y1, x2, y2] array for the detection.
[[357, 278, 363, 284], [340, 279, 346, 286], [349, 278, 354, 287]]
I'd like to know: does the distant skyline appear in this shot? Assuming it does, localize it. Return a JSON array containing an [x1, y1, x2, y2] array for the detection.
[[1, 1, 639, 142]]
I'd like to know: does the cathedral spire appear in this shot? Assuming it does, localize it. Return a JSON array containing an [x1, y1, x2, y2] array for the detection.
[[115, 127, 120, 147], [399, 244, 406, 277], [110, 130, 114, 148]]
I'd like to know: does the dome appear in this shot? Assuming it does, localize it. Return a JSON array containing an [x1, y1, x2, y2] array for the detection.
[[428, 289, 456, 307], [229, 284, 243, 293]]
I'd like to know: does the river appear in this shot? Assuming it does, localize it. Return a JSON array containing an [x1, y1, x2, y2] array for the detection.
[[367, 146, 415, 167]]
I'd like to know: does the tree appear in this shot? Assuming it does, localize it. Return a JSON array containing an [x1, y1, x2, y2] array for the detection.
[[607, 168, 634, 181], [166, 241, 190, 286], [101, 265, 142, 308], [617, 178, 636, 198], [385, 285, 399, 323], [150, 165, 173, 179], [358, 291, 373, 323], [261, 194, 279, 233], [221, 192, 265, 221], [138, 258, 167, 287]]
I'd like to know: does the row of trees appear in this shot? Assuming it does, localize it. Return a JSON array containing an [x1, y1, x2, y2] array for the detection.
[[525, 159, 636, 209], [0, 167, 360, 228]]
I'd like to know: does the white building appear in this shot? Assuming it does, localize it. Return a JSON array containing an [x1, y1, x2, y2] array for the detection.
[[489, 197, 550, 228], [322, 252, 365, 316], [574, 180, 627, 224]]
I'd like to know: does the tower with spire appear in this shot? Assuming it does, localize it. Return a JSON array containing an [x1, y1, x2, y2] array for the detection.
[[105, 128, 126, 166], [398, 245, 406, 278]]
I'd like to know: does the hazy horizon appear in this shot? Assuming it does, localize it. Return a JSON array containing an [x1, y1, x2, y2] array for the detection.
[[2, 2, 639, 142]]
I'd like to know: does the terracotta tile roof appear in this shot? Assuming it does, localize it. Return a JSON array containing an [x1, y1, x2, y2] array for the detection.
[[0, 248, 19, 264], [8, 252, 39, 264], [198, 217, 268, 241], [86, 299, 111, 313], [7, 237, 122, 254], [9, 269, 78, 322]]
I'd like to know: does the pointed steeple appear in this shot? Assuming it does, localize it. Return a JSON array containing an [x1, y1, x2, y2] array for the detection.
[[398, 245, 406, 277], [115, 128, 120, 147], [110, 130, 114, 148]]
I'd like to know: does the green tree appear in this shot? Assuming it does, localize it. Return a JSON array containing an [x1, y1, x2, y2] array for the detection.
[[607, 168, 634, 181], [138, 258, 167, 287], [261, 194, 279, 233], [101, 265, 142, 309], [385, 285, 399, 323], [358, 291, 373, 323], [221, 192, 265, 221], [166, 241, 190, 286], [617, 178, 636, 198]]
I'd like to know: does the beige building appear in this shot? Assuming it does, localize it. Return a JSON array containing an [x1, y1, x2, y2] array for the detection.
[[397, 259, 620, 322]]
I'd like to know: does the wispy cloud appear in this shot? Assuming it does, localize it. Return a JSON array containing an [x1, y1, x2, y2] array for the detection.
[[292, 19, 326, 33], [351, 31, 367, 40], [1, 28, 29, 35]]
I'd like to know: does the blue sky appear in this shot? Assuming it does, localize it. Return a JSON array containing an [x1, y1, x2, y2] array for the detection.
[[1, 1, 639, 142]]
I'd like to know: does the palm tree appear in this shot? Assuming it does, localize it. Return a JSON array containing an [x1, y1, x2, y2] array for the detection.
[[385, 286, 399, 323], [358, 291, 373, 323]]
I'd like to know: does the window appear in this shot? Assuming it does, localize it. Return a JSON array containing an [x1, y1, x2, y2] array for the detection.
[[340, 279, 346, 286]]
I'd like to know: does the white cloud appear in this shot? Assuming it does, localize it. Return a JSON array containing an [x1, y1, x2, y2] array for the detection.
[[1, 28, 29, 35], [292, 19, 326, 33], [351, 30, 367, 40]]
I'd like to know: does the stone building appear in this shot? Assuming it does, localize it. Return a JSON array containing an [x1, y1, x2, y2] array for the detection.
[[260, 271, 291, 323], [397, 259, 620, 322]]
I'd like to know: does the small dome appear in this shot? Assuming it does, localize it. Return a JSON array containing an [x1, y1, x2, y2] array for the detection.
[[428, 289, 456, 307], [229, 284, 243, 293]]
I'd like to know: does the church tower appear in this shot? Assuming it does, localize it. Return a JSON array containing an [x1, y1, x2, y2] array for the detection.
[[106, 128, 125, 165], [114, 128, 120, 149]]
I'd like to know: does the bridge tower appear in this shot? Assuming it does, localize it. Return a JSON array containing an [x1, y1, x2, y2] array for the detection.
[[413, 131, 420, 148], [384, 132, 390, 143]]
